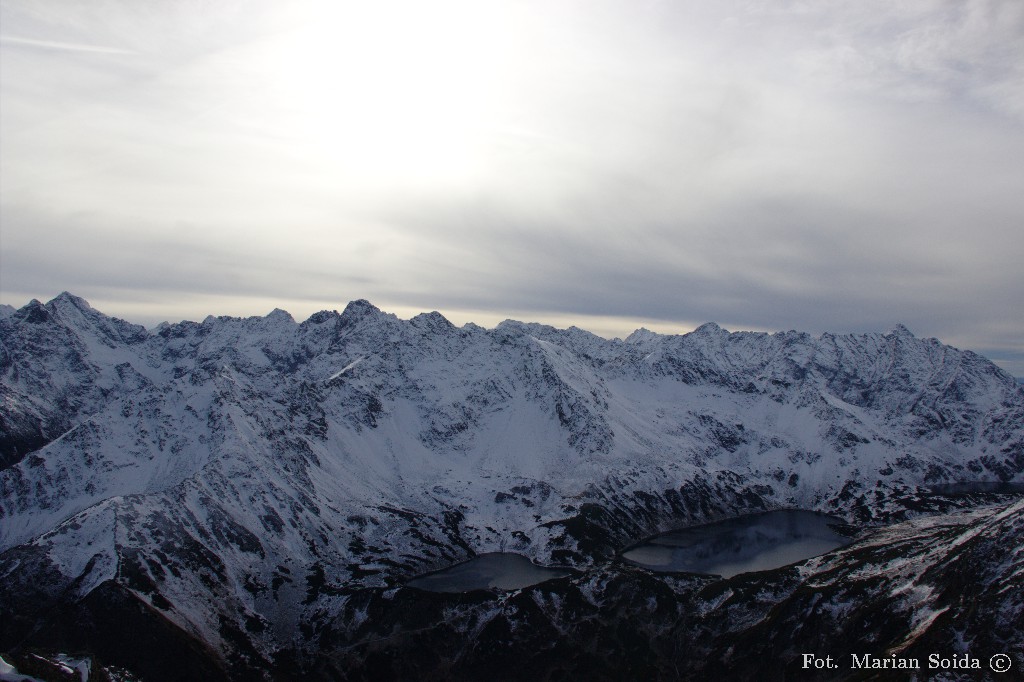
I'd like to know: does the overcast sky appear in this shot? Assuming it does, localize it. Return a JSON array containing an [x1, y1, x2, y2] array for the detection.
[[2, 0, 1022, 374]]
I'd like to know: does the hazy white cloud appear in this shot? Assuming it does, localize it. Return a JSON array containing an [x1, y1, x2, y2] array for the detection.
[[2, 0, 1022, 373]]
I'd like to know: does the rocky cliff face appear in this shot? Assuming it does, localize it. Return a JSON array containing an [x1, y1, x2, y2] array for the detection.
[[1, 293, 1022, 680]]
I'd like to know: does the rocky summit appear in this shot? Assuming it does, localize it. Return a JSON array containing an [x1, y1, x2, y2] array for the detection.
[[1, 293, 1022, 680]]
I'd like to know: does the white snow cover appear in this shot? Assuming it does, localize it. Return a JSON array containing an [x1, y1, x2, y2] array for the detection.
[[1, 293, 1022, 665]]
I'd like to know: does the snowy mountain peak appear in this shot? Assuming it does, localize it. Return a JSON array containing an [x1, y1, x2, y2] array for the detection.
[[304, 309, 340, 325], [12, 299, 52, 324], [341, 298, 382, 318], [410, 310, 455, 331], [44, 292, 147, 342], [691, 321, 727, 336], [266, 308, 295, 323], [625, 327, 659, 344], [47, 290, 92, 310]]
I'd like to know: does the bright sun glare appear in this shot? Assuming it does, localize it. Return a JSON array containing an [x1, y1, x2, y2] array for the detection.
[[254, 0, 523, 190]]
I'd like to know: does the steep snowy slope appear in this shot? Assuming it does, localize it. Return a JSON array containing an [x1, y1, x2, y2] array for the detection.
[[1, 294, 1022, 679]]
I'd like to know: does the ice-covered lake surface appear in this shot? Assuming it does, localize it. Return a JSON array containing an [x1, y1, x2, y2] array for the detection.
[[407, 553, 572, 592], [621, 510, 852, 579], [928, 481, 1024, 495]]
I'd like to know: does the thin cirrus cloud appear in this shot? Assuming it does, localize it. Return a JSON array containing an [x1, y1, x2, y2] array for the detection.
[[1, 0, 1022, 374], [0, 35, 136, 55]]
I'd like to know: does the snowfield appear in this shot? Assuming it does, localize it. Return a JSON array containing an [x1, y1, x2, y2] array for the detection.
[[1, 293, 1022, 680]]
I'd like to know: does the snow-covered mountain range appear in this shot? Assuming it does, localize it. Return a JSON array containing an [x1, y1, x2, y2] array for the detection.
[[2, 293, 1022, 680]]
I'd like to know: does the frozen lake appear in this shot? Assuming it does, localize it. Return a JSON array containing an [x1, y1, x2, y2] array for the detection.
[[622, 510, 852, 579], [407, 553, 572, 593]]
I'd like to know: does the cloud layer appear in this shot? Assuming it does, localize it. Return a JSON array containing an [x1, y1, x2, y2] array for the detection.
[[2, 0, 1023, 373]]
